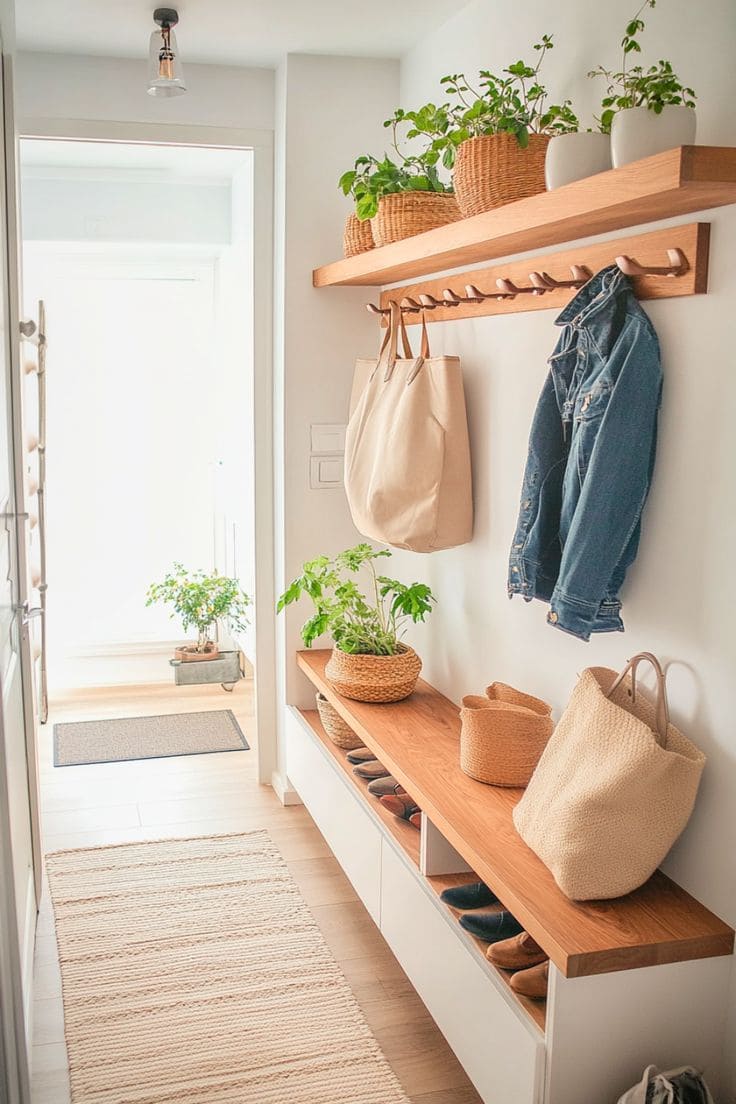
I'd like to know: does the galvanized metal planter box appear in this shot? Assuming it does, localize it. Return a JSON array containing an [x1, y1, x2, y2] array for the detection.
[[170, 649, 241, 687]]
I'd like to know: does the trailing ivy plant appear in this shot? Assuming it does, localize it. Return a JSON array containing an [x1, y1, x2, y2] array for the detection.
[[146, 564, 251, 653], [338, 102, 454, 220], [277, 544, 435, 655], [438, 35, 579, 167], [588, 1, 696, 133]]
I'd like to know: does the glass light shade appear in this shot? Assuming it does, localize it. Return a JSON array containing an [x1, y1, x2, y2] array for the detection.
[[147, 27, 186, 97]]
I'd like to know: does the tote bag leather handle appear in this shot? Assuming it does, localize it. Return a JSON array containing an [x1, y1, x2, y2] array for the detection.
[[607, 651, 670, 746], [377, 303, 431, 383]]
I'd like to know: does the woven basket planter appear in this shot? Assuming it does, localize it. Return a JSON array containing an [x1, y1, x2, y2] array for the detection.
[[460, 682, 553, 787], [343, 213, 375, 258], [453, 134, 550, 216], [371, 191, 461, 247], [325, 644, 422, 703], [315, 692, 363, 750]]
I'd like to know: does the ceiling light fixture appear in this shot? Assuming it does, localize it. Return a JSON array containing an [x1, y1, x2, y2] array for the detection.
[[147, 8, 186, 98]]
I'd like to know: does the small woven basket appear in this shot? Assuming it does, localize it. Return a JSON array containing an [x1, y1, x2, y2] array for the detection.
[[453, 134, 550, 216], [315, 692, 363, 750], [325, 644, 422, 703], [371, 191, 461, 247], [343, 213, 375, 258], [460, 682, 553, 787]]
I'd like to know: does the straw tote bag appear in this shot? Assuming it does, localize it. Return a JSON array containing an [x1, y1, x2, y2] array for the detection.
[[345, 301, 473, 553], [513, 653, 706, 901]]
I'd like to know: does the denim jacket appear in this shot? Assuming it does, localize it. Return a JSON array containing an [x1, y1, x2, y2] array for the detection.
[[508, 265, 662, 641]]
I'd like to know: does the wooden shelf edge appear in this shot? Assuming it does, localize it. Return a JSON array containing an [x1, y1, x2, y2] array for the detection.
[[297, 650, 735, 980], [313, 146, 736, 288]]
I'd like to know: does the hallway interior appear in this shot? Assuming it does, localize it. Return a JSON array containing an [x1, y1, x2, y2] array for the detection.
[[31, 681, 480, 1104]]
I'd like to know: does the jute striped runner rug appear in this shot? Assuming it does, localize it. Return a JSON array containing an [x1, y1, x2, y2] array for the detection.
[[46, 831, 410, 1103]]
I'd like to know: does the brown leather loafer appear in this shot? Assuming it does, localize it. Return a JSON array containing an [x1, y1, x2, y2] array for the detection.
[[510, 960, 549, 1001], [409, 811, 422, 829], [367, 775, 406, 798], [486, 931, 547, 971], [353, 760, 390, 780], [379, 793, 419, 820], [346, 747, 377, 764]]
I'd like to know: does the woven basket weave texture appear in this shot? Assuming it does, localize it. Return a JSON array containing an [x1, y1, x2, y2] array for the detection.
[[343, 213, 375, 257], [371, 191, 461, 247], [460, 681, 553, 787], [316, 692, 363, 749], [453, 134, 550, 216], [325, 645, 422, 703]]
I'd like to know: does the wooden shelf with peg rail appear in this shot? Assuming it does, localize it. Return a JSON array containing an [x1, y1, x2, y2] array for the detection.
[[312, 146, 736, 289]]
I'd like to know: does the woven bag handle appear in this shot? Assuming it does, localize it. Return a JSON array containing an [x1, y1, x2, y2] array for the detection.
[[607, 652, 670, 746]]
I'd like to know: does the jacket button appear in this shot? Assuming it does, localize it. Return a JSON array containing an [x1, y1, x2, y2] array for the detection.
[[548, 611, 558, 623], [522, 500, 531, 509], [511, 566, 519, 573], [514, 543, 523, 550]]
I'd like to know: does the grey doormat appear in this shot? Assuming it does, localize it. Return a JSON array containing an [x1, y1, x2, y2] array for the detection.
[[53, 710, 249, 767]]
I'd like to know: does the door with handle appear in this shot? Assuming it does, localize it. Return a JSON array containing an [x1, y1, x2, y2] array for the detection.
[[0, 6, 41, 1103]]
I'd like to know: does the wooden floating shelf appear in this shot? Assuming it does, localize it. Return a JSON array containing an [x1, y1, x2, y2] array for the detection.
[[313, 146, 736, 288], [298, 650, 734, 980]]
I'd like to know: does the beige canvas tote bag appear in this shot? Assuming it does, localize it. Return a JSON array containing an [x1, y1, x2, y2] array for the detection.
[[513, 653, 706, 900], [345, 301, 473, 553]]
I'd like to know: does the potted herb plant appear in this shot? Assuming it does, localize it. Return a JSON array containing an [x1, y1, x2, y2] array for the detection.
[[338, 102, 460, 249], [146, 563, 251, 663], [588, 1, 696, 168], [440, 35, 576, 214], [277, 544, 435, 703]]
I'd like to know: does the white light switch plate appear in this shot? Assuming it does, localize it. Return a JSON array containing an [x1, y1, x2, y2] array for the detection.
[[310, 424, 346, 454], [310, 455, 344, 489]]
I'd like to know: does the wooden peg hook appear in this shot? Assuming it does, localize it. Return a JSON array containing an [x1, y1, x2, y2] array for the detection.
[[615, 248, 689, 278]]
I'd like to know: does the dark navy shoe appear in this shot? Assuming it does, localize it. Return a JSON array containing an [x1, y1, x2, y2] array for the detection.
[[440, 881, 499, 910], [459, 910, 524, 943]]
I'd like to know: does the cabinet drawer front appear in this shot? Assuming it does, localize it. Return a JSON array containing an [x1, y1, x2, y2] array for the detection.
[[381, 841, 544, 1104], [286, 709, 382, 922]]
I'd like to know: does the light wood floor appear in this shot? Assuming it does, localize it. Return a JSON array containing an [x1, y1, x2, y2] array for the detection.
[[32, 679, 482, 1104]]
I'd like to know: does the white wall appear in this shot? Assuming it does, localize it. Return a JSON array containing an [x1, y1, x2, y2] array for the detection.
[[15, 52, 274, 133], [273, 54, 400, 791], [393, 0, 736, 1095]]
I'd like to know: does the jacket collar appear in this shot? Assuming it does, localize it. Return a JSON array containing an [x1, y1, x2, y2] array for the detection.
[[555, 264, 632, 330]]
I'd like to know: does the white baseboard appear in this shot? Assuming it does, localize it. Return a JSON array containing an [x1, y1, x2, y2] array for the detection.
[[271, 769, 302, 807]]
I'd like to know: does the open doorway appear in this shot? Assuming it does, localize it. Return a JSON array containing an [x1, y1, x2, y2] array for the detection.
[[19, 138, 256, 694], [18, 138, 274, 1099]]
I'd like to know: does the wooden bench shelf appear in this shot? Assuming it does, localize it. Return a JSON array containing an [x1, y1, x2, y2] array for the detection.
[[313, 146, 736, 288], [296, 704, 546, 1029], [297, 649, 734, 980]]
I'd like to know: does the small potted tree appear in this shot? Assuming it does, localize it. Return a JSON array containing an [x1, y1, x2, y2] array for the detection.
[[338, 102, 460, 250], [146, 564, 251, 663], [277, 544, 435, 703], [588, 1, 696, 167], [440, 35, 577, 214]]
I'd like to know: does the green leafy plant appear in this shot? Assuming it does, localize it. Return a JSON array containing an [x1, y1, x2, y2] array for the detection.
[[277, 544, 435, 655], [438, 35, 579, 167], [146, 564, 251, 653], [338, 102, 454, 220], [588, 1, 696, 132]]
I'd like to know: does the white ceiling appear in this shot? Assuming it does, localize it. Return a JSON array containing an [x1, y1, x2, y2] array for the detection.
[[15, 0, 465, 67]]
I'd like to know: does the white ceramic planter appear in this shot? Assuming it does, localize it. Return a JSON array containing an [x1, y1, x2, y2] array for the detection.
[[545, 132, 612, 190], [610, 105, 697, 168]]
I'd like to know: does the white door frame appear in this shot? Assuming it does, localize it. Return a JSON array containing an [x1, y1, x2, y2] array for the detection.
[[16, 119, 279, 787]]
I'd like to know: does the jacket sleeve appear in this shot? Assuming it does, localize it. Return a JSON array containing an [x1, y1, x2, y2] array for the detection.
[[548, 318, 662, 640]]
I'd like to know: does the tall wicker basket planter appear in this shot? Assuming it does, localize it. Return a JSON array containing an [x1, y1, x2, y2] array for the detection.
[[325, 644, 422, 703], [371, 191, 461, 247], [343, 213, 375, 258], [453, 134, 550, 216], [315, 692, 363, 750]]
